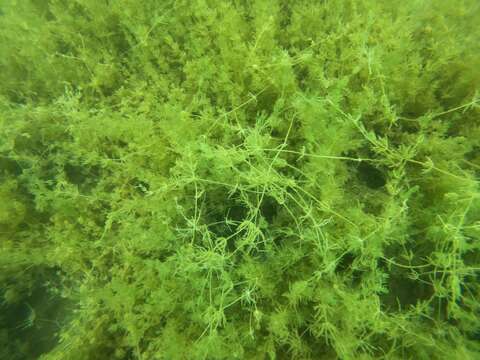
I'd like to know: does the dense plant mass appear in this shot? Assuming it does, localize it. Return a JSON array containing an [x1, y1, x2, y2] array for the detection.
[[1, 0, 479, 359]]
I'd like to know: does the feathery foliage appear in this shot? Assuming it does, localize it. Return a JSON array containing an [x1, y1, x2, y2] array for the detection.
[[1, 0, 479, 359]]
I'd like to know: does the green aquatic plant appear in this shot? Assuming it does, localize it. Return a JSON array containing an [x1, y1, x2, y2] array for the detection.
[[0, 0, 479, 359]]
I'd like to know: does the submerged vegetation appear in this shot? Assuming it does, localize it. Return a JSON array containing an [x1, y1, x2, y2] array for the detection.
[[1, 0, 479, 359]]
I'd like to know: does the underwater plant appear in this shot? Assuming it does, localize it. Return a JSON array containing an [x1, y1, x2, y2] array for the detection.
[[0, 0, 479, 359]]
